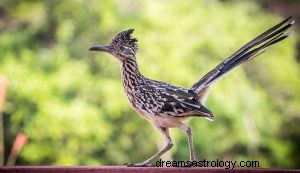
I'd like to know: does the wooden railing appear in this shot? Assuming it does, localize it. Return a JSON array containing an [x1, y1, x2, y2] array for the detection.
[[0, 166, 297, 173]]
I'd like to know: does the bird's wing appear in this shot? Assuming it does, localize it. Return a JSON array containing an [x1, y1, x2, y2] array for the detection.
[[156, 88, 214, 118], [191, 17, 294, 94]]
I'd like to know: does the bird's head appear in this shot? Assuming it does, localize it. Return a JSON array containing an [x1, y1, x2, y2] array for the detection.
[[89, 29, 138, 61]]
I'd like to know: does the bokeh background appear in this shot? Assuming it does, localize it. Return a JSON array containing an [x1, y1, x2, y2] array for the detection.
[[0, 0, 299, 168]]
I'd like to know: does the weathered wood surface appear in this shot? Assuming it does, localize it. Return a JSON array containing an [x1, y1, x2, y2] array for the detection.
[[0, 166, 298, 173]]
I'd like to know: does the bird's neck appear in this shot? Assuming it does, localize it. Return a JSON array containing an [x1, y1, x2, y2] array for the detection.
[[120, 57, 144, 91]]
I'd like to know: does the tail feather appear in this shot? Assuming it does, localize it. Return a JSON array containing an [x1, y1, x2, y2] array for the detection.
[[191, 17, 294, 94]]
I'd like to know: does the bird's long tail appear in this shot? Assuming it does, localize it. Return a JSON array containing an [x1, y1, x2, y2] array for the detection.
[[191, 17, 294, 94]]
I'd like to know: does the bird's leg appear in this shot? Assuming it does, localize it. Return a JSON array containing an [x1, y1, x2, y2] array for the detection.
[[178, 123, 196, 161], [126, 127, 173, 167]]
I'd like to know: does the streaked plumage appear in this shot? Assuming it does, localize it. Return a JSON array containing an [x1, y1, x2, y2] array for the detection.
[[89, 17, 294, 166]]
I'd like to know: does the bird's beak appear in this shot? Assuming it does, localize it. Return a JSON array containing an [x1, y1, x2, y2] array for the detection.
[[89, 45, 111, 53]]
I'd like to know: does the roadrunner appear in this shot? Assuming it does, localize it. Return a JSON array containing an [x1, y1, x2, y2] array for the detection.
[[89, 17, 294, 166]]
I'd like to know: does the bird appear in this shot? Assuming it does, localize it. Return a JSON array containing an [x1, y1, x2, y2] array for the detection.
[[89, 17, 294, 166]]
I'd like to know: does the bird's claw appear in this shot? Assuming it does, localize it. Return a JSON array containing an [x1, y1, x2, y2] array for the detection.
[[124, 162, 154, 167]]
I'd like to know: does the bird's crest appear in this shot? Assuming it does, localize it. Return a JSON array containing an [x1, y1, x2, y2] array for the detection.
[[111, 29, 138, 51]]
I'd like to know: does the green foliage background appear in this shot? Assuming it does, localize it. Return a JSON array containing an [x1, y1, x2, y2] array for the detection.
[[0, 0, 299, 168]]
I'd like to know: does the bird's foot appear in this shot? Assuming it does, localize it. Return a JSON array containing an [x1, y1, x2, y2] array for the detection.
[[124, 162, 154, 167]]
